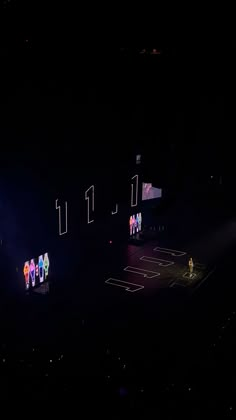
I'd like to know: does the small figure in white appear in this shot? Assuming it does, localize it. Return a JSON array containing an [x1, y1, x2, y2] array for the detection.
[[189, 257, 194, 278]]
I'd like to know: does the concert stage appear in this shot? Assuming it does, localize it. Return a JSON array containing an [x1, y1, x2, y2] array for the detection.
[[104, 240, 214, 296]]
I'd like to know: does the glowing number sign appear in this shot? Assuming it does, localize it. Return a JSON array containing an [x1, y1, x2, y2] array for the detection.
[[23, 252, 50, 290], [43, 253, 50, 278], [85, 185, 95, 224], [131, 175, 139, 207], [55, 199, 68, 236], [23, 261, 30, 290], [111, 204, 118, 215], [129, 212, 142, 236], [54, 174, 143, 229]]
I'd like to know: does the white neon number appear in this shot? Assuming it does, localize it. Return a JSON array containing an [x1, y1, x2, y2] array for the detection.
[[55, 199, 68, 236], [131, 175, 139, 207], [111, 204, 118, 215], [85, 185, 95, 224]]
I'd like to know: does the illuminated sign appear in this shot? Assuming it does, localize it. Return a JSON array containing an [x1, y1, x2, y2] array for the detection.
[[55, 199, 68, 235], [85, 185, 95, 224], [23, 261, 30, 290], [129, 213, 142, 236], [131, 175, 139, 207], [111, 204, 119, 215], [23, 252, 50, 290], [142, 183, 162, 201], [55, 175, 142, 235]]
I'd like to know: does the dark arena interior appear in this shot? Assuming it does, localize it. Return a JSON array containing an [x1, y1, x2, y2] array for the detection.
[[1, 12, 236, 416]]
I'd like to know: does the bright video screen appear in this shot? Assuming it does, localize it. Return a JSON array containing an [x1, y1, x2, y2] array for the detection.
[[23, 252, 50, 290], [142, 183, 162, 201], [129, 213, 142, 236]]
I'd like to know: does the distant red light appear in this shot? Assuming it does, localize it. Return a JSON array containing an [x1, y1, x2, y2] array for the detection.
[[109, 240, 113, 244]]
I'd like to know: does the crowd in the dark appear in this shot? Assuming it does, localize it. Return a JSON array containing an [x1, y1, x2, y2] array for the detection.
[[0, 293, 235, 417]]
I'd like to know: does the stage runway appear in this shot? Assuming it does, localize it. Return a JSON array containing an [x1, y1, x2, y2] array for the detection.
[[101, 218, 236, 300], [104, 240, 214, 295]]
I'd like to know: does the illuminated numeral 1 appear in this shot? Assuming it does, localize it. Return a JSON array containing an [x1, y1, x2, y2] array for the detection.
[[131, 175, 139, 207], [55, 199, 68, 236], [85, 185, 95, 224]]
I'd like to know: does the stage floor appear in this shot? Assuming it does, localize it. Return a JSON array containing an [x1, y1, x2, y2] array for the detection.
[[100, 218, 236, 300], [103, 240, 214, 295]]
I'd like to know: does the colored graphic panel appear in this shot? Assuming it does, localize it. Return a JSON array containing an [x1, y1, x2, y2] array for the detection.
[[142, 183, 162, 200], [23, 252, 50, 290], [129, 212, 142, 236], [23, 261, 30, 290]]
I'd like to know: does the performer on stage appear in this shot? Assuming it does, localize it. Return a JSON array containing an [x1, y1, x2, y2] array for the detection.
[[189, 257, 194, 278]]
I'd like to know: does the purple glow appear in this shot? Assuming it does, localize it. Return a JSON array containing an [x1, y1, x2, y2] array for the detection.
[[142, 183, 162, 200]]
